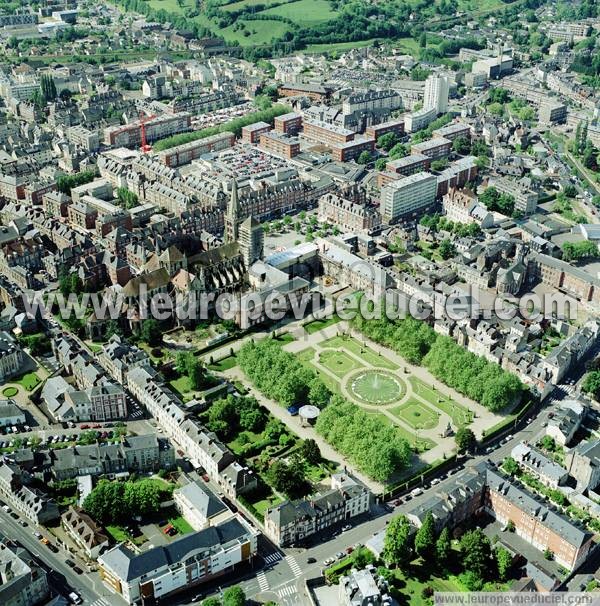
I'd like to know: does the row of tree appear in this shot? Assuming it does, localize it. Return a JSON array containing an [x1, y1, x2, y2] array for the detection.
[[353, 314, 524, 411], [206, 394, 268, 440], [315, 396, 411, 482], [153, 104, 291, 151], [237, 339, 331, 409], [83, 479, 170, 524], [562, 241, 599, 263], [419, 213, 482, 238]]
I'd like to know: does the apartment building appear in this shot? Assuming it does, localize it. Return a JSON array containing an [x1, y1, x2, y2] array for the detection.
[[0, 543, 49, 606], [61, 506, 109, 559], [0, 331, 24, 382], [386, 154, 431, 177], [380, 172, 438, 223], [432, 122, 471, 142], [318, 192, 381, 233], [511, 442, 568, 489], [489, 176, 538, 215], [103, 113, 191, 147], [99, 516, 258, 605], [157, 131, 235, 167], [331, 137, 375, 162], [97, 335, 150, 385], [539, 102, 567, 125], [411, 137, 452, 160], [173, 479, 232, 530], [365, 118, 405, 140], [404, 107, 437, 133], [259, 131, 300, 159], [303, 120, 355, 146], [67, 125, 100, 152], [265, 474, 370, 547], [565, 441, 600, 491], [274, 112, 303, 135], [241, 121, 271, 144], [436, 156, 478, 198]]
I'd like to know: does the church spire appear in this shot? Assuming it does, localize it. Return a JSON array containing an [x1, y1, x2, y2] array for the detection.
[[225, 179, 240, 243]]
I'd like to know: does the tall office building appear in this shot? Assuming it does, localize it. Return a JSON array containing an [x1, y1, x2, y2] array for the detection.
[[380, 172, 438, 223], [239, 216, 264, 267], [424, 74, 449, 115]]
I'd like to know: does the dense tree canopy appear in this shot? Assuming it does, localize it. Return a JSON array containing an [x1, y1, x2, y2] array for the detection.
[[237, 339, 331, 408], [316, 396, 411, 481], [384, 514, 413, 566]]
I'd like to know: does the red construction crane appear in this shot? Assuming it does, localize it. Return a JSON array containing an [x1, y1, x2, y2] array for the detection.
[[139, 112, 157, 153]]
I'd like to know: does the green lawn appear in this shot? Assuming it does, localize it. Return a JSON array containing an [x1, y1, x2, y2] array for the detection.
[[15, 372, 40, 391], [252, 495, 284, 518], [227, 430, 263, 456], [221, 0, 282, 10], [350, 370, 405, 405], [208, 356, 238, 372], [220, 19, 292, 45], [106, 525, 131, 543], [168, 515, 194, 535], [391, 399, 440, 431], [261, 0, 338, 25], [409, 377, 472, 427], [304, 315, 341, 334], [2, 386, 18, 397], [169, 375, 194, 396], [318, 349, 363, 378], [321, 335, 398, 369]]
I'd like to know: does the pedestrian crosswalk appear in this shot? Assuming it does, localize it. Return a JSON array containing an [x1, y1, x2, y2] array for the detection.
[[257, 571, 269, 591], [285, 555, 302, 578], [129, 409, 144, 419], [90, 598, 111, 606], [277, 585, 297, 598], [263, 552, 282, 565]]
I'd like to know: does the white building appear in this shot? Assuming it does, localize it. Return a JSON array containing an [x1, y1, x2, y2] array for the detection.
[[0, 399, 25, 428], [0, 331, 24, 382], [173, 479, 232, 530], [424, 74, 449, 115], [380, 172, 438, 223], [98, 516, 258, 605]]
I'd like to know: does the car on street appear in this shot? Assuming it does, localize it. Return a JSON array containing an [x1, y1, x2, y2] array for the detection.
[[73, 566, 83, 575], [342, 524, 351, 531], [307, 557, 316, 564], [66, 559, 75, 568], [431, 478, 441, 485], [34, 532, 42, 539], [335, 551, 345, 560]]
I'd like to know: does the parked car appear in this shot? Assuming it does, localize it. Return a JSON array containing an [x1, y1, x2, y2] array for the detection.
[[73, 566, 83, 575], [202, 474, 210, 482], [307, 557, 316, 564], [66, 559, 75, 568], [342, 524, 351, 531]]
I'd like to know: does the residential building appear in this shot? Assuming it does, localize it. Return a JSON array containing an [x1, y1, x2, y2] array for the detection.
[[173, 479, 232, 530], [303, 120, 355, 146], [424, 74, 449, 115], [241, 121, 271, 144], [539, 102, 567, 125], [61, 506, 109, 559], [103, 113, 191, 148], [565, 441, 600, 491], [0, 331, 24, 382], [264, 474, 370, 547], [380, 172, 438, 223], [274, 112, 303, 135], [339, 566, 391, 606], [411, 137, 452, 160], [98, 516, 258, 605], [157, 132, 235, 167], [259, 131, 300, 159], [0, 544, 49, 606], [386, 154, 431, 177], [511, 442, 568, 488], [331, 137, 376, 162], [318, 192, 381, 233], [432, 122, 471, 142], [0, 400, 25, 428]]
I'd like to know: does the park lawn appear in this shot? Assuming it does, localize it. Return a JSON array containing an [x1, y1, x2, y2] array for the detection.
[[318, 349, 363, 378], [391, 398, 440, 431], [367, 412, 434, 453], [392, 568, 467, 606], [87, 342, 103, 353], [2, 386, 18, 397], [260, 0, 338, 25], [220, 19, 292, 45], [169, 375, 194, 397], [304, 315, 341, 334], [15, 372, 41, 391], [275, 333, 295, 344], [221, 0, 282, 10], [208, 356, 237, 372], [252, 494, 284, 518], [297, 347, 317, 365], [227, 430, 263, 456], [409, 377, 472, 426], [322, 335, 398, 369], [168, 514, 194, 535]]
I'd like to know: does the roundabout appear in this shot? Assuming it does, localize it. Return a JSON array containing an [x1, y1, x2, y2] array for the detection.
[[348, 370, 405, 405]]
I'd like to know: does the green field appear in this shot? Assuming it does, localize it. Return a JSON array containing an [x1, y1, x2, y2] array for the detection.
[[304, 315, 342, 334], [2, 387, 18, 397], [208, 356, 238, 372], [321, 335, 398, 369], [15, 372, 41, 391], [261, 0, 338, 25], [318, 349, 363, 378], [391, 399, 440, 431], [221, 0, 282, 10], [221, 19, 292, 45], [409, 377, 472, 427]]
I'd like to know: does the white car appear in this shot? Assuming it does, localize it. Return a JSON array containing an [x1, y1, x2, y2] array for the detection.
[[431, 478, 441, 485]]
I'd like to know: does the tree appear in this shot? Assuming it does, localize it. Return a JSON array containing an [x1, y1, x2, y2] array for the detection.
[[140, 319, 161, 346], [375, 158, 387, 171], [357, 151, 372, 165], [383, 514, 413, 566], [175, 351, 206, 390], [502, 456, 519, 476], [202, 598, 222, 606], [83, 480, 125, 524], [455, 427, 476, 453], [436, 526, 451, 565], [439, 239, 456, 260], [222, 586, 246, 606], [123, 479, 162, 516], [460, 529, 491, 579], [300, 439, 321, 465], [419, 32, 427, 47], [496, 547, 513, 581], [207, 396, 238, 438], [582, 370, 600, 399], [117, 187, 139, 209], [453, 136, 471, 155], [377, 132, 399, 152], [267, 457, 310, 499], [414, 512, 436, 559]]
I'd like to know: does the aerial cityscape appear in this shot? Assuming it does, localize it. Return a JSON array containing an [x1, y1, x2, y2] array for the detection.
[[0, 0, 600, 605]]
